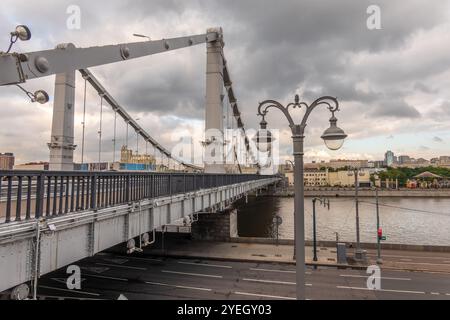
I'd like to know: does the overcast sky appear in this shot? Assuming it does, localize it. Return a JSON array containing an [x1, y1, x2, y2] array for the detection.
[[1, 0, 450, 165]]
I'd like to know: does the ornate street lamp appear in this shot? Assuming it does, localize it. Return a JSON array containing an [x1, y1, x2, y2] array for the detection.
[[255, 94, 347, 300]]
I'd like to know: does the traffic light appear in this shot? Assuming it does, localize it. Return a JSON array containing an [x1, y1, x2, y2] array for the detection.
[[377, 228, 383, 240]]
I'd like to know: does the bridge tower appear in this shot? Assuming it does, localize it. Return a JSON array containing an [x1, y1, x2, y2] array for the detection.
[[42, 32, 228, 172], [47, 44, 77, 171], [204, 27, 226, 174]]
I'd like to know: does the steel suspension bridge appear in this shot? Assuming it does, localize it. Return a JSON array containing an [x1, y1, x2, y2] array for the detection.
[[0, 25, 280, 299]]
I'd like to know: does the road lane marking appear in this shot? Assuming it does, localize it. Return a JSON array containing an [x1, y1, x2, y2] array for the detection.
[[431, 292, 440, 295], [178, 261, 232, 269], [400, 259, 412, 262], [339, 274, 411, 281], [366, 253, 450, 260], [83, 274, 128, 282], [145, 281, 212, 292], [98, 253, 162, 262], [243, 278, 312, 286], [39, 286, 101, 296], [120, 256, 163, 262], [37, 294, 103, 301], [394, 262, 450, 267], [234, 291, 296, 300], [337, 286, 425, 295], [161, 270, 223, 278], [249, 268, 312, 275], [102, 258, 128, 264], [96, 263, 147, 270]]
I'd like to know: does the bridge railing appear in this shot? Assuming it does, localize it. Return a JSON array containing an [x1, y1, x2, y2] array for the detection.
[[0, 171, 272, 224]]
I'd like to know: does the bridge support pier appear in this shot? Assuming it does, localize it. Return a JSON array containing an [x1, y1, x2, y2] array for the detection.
[[191, 208, 238, 242]]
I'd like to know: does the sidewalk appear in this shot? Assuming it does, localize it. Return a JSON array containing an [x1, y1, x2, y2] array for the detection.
[[150, 239, 341, 266], [127, 234, 450, 273]]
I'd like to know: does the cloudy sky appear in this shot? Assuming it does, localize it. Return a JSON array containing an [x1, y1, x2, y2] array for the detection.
[[1, 0, 450, 165]]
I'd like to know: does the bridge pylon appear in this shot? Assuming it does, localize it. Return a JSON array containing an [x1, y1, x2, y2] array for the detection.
[[48, 44, 77, 171], [204, 27, 226, 174]]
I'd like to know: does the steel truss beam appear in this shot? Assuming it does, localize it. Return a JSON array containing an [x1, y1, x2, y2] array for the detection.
[[0, 32, 218, 86]]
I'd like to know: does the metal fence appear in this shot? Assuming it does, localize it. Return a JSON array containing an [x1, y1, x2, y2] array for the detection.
[[0, 171, 270, 224]]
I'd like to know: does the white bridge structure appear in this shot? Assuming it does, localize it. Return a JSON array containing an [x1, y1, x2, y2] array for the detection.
[[0, 25, 280, 298]]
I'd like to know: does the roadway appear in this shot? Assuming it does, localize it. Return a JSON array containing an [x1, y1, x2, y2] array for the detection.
[[36, 252, 450, 300]]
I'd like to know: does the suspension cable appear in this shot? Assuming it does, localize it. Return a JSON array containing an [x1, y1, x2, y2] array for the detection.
[[98, 94, 104, 165], [80, 70, 202, 172], [81, 78, 87, 165], [113, 110, 117, 163], [125, 122, 129, 148], [136, 130, 139, 155]]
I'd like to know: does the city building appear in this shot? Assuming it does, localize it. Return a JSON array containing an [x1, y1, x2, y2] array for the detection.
[[438, 156, 450, 168], [14, 161, 49, 171], [327, 169, 371, 187], [392, 156, 431, 168], [384, 150, 396, 166], [0, 153, 15, 170], [283, 167, 371, 187], [326, 159, 369, 169], [398, 155, 411, 164], [120, 145, 156, 165], [303, 159, 368, 170], [430, 157, 440, 165], [368, 160, 386, 168], [303, 169, 328, 187]]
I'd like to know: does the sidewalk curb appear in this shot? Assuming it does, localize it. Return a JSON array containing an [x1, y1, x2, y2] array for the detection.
[[138, 251, 368, 270], [137, 252, 450, 273]]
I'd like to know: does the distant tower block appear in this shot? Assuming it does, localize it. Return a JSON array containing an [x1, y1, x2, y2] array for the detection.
[[204, 27, 226, 174]]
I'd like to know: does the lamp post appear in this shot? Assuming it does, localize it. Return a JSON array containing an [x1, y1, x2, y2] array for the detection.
[[285, 159, 296, 260], [311, 197, 330, 263], [255, 94, 347, 300], [374, 187, 383, 264], [348, 167, 366, 261], [285, 159, 295, 170]]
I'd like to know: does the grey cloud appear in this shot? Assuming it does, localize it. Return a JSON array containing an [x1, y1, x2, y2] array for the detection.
[[118, 70, 205, 119], [433, 136, 443, 143], [371, 99, 421, 119], [414, 82, 438, 94], [1, 0, 450, 163]]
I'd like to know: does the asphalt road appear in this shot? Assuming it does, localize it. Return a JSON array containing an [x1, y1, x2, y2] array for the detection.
[[36, 252, 450, 300], [364, 249, 450, 272]]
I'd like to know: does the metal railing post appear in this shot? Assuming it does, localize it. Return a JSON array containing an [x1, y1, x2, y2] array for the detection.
[[126, 174, 131, 203], [35, 173, 45, 219], [91, 174, 97, 210]]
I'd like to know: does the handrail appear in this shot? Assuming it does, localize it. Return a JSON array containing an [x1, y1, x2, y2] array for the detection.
[[0, 171, 275, 225]]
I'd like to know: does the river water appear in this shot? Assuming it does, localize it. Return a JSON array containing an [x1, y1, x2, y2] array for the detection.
[[236, 196, 450, 246]]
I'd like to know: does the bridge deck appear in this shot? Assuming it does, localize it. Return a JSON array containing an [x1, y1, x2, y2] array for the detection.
[[0, 171, 279, 294]]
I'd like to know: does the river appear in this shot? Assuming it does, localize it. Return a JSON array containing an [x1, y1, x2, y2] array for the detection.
[[236, 196, 450, 246]]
